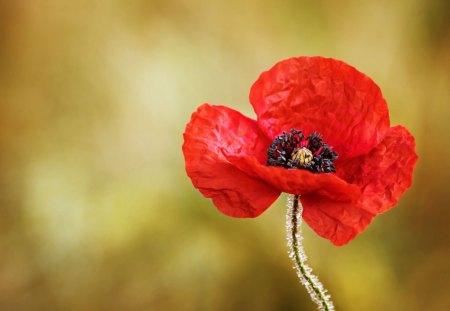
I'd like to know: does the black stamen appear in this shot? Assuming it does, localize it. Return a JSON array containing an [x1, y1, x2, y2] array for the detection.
[[266, 128, 338, 174]]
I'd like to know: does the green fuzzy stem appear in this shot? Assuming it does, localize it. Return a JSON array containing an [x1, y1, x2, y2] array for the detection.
[[287, 194, 334, 311]]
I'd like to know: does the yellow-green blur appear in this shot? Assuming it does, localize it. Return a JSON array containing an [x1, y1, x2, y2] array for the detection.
[[1, 1, 449, 310]]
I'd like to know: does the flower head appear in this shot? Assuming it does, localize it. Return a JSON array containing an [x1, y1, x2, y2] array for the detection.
[[182, 56, 418, 246]]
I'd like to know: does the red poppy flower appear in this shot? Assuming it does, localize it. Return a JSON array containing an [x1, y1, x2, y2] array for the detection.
[[183, 56, 418, 246]]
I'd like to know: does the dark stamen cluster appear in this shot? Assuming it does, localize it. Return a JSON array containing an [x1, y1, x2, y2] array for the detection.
[[267, 129, 338, 173]]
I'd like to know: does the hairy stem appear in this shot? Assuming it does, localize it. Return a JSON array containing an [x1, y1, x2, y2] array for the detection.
[[286, 194, 335, 311]]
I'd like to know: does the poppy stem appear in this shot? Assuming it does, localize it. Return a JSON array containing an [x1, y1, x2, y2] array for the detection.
[[286, 194, 335, 311]]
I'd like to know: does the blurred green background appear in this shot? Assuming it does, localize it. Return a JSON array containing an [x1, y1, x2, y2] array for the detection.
[[1, 0, 449, 310]]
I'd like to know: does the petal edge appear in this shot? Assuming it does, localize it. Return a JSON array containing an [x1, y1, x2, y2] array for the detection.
[[183, 104, 280, 217]]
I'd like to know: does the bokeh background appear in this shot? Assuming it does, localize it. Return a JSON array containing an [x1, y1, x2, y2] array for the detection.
[[1, 0, 449, 310]]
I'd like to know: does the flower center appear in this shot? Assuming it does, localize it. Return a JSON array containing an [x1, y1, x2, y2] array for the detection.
[[267, 129, 338, 173], [291, 147, 313, 167]]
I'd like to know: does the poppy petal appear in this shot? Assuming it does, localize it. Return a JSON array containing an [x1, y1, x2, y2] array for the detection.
[[337, 125, 418, 214], [250, 56, 390, 159], [183, 104, 280, 217], [301, 126, 418, 245], [301, 195, 374, 246], [223, 155, 360, 202]]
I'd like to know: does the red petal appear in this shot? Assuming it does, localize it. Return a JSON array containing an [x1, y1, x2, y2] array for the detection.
[[224, 155, 360, 202], [183, 104, 280, 217], [301, 195, 374, 246], [301, 126, 418, 245], [250, 57, 390, 159]]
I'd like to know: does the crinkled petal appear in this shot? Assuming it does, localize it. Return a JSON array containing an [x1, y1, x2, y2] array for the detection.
[[183, 104, 280, 217], [223, 155, 360, 202], [250, 56, 390, 159], [301, 126, 418, 245], [301, 195, 375, 246], [336, 126, 418, 214]]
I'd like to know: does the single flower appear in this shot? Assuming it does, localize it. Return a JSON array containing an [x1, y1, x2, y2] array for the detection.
[[182, 56, 418, 246]]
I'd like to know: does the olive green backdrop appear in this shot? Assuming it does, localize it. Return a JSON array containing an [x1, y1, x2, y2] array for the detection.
[[1, 0, 449, 310]]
